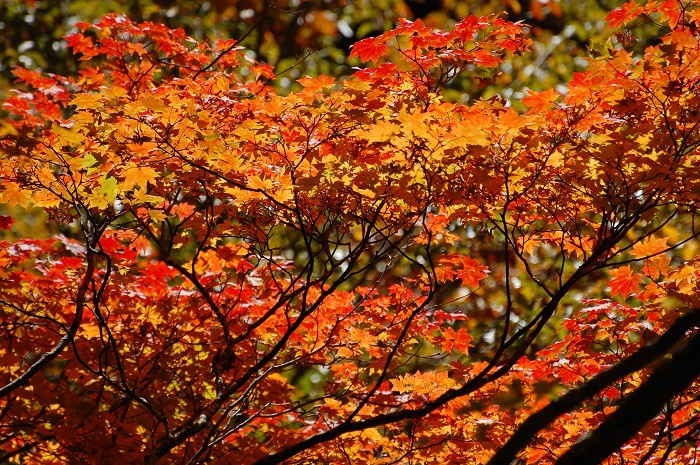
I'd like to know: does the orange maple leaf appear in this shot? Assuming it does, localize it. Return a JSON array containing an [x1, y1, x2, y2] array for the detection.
[[631, 237, 670, 280], [440, 327, 473, 353], [630, 236, 668, 259], [642, 255, 671, 280], [608, 266, 643, 299], [297, 75, 336, 93], [522, 88, 559, 113], [455, 256, 489, 288]]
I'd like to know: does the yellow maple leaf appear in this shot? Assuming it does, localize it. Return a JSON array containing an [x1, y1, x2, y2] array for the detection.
[[70, 92, 102, 110], [121, 163, 160, 191], [397, 109, 431, 140], [518, 235, 538, 255], [451, 117, 490, 146], [148, 209, 168, 223], [0, 182, 32, 208], [364, 120, 400, 145], [390, 375, 412, 394], [31, 190, 62, 208], [670, 264, 697, 294], [360, 428, 383, 441], [272, 186, 295, 203], [248, 175, 274, 191]]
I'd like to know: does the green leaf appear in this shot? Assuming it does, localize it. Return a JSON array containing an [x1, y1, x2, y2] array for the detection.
[[99, 176, 120, 203]]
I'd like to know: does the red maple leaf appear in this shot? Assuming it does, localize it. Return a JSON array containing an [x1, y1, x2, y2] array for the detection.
[[0, 216, 14, 230], [350, 37, 389, 63], [605, 1, 643, 29]]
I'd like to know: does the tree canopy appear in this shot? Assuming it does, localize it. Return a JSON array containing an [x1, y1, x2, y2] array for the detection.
[[3, 1, 700, 464], [0, 0, 641, 101]]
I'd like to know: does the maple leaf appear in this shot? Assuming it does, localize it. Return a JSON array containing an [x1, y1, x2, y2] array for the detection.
[[471, 49, 501, 67], [98, 176, 120, 204], [390, 375, 411, 394], [630, 237, 670, 280], [436, 255, 488, 287], [65, 33, 95, 55], [172, 202, 195, 221], [455, 256, 489, 288], [364, 120, 400, 144], [297, 75, 336, 93], [657, 0, 682, 28], [630, 237, 668, 259], [70, 92, 102, 110], [142, 261, 178, 279], [522, 88, 559, 112], [0, 183, 32, 208], [608, 266, 643, 299], [0, 216, 15, 230], [247, 175, 274, 191], [518, 236, 538, 255], [120, 163, 160, 191], [351, 63, 400, 82], [641, 255, 671, 281], [396, 109, 431, 139], [605, 1, 643, 29], [523, 448, 549, 463], [349, 37, 389, 62], [440, 327, 473, 353]]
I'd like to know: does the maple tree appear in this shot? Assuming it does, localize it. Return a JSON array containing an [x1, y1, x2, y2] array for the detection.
[[3, 1, 700, 464]]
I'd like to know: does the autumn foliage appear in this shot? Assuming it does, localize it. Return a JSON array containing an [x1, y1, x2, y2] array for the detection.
[[3, 1, 700, 464]]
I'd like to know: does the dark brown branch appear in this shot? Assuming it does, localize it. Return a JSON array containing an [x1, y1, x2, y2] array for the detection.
[[554, 318, 700, 465], [0, 249, 95, 398], [487, 307, 700, 465], [249, 280, 577, 465]]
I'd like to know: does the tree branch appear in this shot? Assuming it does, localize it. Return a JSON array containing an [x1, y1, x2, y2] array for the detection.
[[555, 315, 700, 465], [487, 307, 700, 465], [0, 250, 95, 398]]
